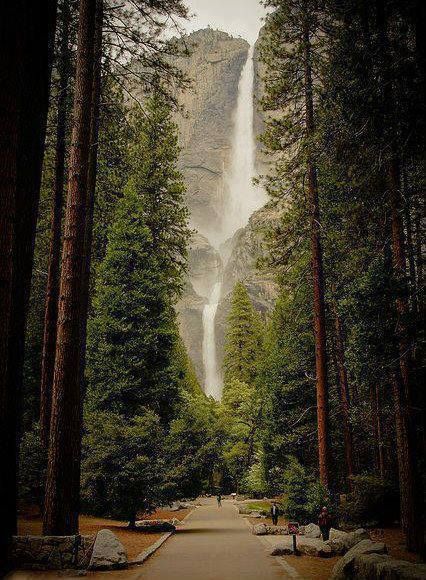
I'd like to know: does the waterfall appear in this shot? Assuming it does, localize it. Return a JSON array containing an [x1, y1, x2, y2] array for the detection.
[[201, 45, 266, 400]]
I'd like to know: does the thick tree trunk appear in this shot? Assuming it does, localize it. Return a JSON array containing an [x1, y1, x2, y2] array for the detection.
[[375, 0, 423, 554], [43, 0, 97, 536], [40, 0, 72, 447], [332, 304, 354, 489], [0, 4, 20, 568], [79, 0, 103, 389], [1, 0, 56, 566], [388, 159, 423, 554], [303, 8, 330, 488]]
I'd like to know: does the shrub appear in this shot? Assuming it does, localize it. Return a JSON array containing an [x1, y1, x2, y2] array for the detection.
[[339, 475, 399, 526]]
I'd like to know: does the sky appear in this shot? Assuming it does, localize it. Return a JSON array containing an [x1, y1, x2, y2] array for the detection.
[[183, 0, 267, 45]]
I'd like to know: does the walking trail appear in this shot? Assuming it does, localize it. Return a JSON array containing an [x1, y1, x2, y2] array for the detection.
[[132, 498, 286, 580]]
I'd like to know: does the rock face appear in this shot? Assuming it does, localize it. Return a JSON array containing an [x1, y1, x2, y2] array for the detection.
[[174, 29, 249, 242], [330, 539, 387, 580], [173, 29, 278, 387], [88, 529, 127, 571]]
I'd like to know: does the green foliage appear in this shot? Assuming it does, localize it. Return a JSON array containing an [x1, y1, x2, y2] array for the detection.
[[281, 456, 331, 524], [81, 411, 165, 522], [86, 92, 190, 422], [339, 476, 400, 526], [243, 456, 268, 497], [223, 282, 262, 385], [18, 423, 47, 512]]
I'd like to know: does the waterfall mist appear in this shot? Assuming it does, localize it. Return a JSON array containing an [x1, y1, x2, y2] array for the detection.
[[201, 45, 265, 400]]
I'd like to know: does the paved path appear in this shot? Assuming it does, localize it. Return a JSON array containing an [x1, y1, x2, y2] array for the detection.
[[133, 499, 286, 580]]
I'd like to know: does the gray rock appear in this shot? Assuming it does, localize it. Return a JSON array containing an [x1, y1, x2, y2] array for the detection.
[[88, 529, 127, 570], [304, 523, 321, 538], [327, 528, 369, 554], [250, 511, 262, 518], [330, 539, 387, 580], [252, 523, 268, 536], [267, 526, 288, 535], [297, 537, 334, 558], [134, 520, 176, 532], [353, 553, 426, 579], [268, 537, 294, 556]]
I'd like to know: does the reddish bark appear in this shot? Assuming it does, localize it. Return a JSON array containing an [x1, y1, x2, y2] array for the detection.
[[43, 0, 97, 536], [1, 0, 56, 566], [40, 0, 72, 447], [303, 5, 330, 488], [79, 0, 103, 387], [333, 305, 354, 488]]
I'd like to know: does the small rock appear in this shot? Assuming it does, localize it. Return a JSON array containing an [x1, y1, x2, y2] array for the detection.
[[134, 520, 176, 532], [271, 545, 294, 556], [304, 523, 321, 538], [252, 523, 268, 536], [330, 539, 387, 580], [88, 529, 127, 570]]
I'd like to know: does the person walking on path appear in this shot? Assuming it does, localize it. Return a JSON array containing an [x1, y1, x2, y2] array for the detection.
[[217, 493, 222, 507], [318, 506, 332, 540], [270, 502, 280, 526]]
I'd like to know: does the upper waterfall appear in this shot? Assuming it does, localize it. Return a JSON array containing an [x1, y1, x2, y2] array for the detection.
[[220, 45, 266, 247], [201, 45, 266, 400]]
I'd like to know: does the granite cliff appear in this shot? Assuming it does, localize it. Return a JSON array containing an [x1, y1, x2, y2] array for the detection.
[[174, 29, 278, 386]]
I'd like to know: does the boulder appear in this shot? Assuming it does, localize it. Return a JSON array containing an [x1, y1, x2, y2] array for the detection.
[[134, 520, 176, 532], [330, 539, 387, 580], [250, 511, 262, 518], [327, 528, 369, 554], [297, 537, 334, 558], [353, 553, 426, 579], [267, 525, 288, 535], [304, 523, 321, 538], [252, 523, 268, 536], [270, 539, 295, 556], [88, 529, 127, 570]]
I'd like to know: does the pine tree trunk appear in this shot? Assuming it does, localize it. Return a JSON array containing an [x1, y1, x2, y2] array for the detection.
[[388, 159, 423, 554], [0, 4, 20, 568], [332, 303, 354, 489], [40, 0, 72, 447], [302, 6, 330, 488], [370, 384, 385, 477], [43, 0, 97, 536], [1, 0, 56, 564], [79, 0, 103, 389], [375, 0, 423, 553]]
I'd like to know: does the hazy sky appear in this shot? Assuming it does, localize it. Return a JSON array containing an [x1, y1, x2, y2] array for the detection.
[[184, 0, 266, 44]]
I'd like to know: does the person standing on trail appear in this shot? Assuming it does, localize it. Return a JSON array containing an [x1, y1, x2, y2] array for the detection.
[[318, 506, 332, 540], [270, 502, 279, 526], [217, 493, 222, 507]]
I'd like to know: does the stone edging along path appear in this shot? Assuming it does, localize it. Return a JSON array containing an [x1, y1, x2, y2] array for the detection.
[[129, 507, 196, 568]]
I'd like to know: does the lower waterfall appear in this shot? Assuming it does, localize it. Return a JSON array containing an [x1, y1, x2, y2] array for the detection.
[[201, 45, 266, 400], [202, 280, 223, 399]]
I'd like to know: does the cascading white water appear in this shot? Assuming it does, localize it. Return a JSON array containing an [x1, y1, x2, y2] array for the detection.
[[202, 280, 222, 398], [202, 45, 266, 400]]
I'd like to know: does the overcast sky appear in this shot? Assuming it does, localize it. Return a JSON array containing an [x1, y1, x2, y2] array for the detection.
[[183, 0, 266, 44]]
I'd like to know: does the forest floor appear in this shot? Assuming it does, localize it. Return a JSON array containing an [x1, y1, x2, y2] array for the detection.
[[17, 506, 191, 560]]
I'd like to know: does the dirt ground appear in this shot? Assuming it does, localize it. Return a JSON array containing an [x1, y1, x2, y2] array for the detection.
[[17, 508, 190, 560]]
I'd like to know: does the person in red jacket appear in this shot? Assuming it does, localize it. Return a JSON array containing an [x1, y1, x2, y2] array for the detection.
[[318, 506, 332, 540]]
